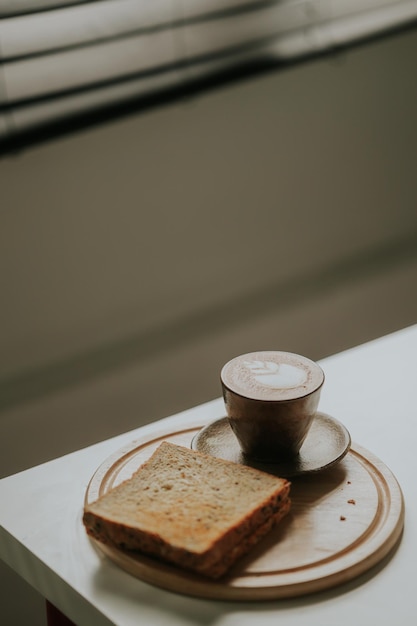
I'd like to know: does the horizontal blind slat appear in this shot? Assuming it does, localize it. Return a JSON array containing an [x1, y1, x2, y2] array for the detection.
[[1, 0, 416, 151]]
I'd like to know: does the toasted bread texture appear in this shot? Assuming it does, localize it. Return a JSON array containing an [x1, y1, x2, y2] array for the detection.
[[83, 441, 290, 578]]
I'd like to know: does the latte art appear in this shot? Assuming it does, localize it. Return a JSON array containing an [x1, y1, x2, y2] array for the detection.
[[221, 351, 324, 401], [243, 360, 308, 390]]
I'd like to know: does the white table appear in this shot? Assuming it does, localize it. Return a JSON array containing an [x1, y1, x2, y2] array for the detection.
[[1, 325, 416, 626]]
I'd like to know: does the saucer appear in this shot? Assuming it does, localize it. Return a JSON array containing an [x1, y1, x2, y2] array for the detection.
[[191, 412, 351, 476]]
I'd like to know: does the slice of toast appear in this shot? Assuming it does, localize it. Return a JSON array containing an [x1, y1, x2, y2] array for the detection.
[[83, 441, 290, 578]]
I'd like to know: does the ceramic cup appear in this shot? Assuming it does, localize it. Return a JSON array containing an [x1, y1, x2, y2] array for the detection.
[[221, 351, 325, 462]]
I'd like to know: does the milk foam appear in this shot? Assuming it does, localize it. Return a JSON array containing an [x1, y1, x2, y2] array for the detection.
[[221, 351, 324, 401], [243, 360, 308, 389]]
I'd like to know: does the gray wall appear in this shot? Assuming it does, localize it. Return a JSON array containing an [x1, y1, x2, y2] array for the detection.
[[1, 27, 417, 626]]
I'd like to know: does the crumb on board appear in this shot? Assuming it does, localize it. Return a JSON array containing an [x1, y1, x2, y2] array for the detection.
[[348, 499, 356, 505], [340, 515, 346, 521], [347, 481, 351, 484]]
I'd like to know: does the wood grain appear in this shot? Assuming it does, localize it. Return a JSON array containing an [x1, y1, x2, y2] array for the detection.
[[84, 422, 404, 600]]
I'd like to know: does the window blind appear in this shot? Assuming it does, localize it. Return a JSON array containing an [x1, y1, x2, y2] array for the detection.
[[1, 0, 416, 153]]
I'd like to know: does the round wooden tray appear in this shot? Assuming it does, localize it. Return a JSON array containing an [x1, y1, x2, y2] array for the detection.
[[84, 422, 404, 601]]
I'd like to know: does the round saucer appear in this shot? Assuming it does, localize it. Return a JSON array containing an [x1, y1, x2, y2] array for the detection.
[[191, 412, 351, 477]]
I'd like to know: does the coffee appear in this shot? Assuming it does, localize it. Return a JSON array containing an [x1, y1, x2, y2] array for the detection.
[[221, 351, 324, 402], [221, 351, 325, 461]]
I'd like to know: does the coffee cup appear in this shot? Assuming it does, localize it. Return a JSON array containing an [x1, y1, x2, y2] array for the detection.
[[220, 351, 325, 462]]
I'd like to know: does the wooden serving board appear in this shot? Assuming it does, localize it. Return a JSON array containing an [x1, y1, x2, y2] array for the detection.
[[84, 422, 404, 601]]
